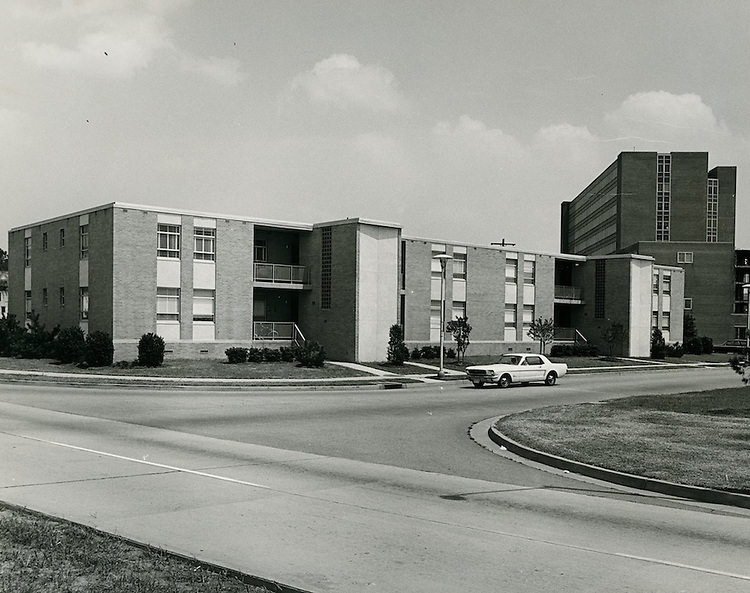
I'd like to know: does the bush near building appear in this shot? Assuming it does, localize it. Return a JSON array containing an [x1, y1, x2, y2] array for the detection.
[[138, 332, 165, 367]]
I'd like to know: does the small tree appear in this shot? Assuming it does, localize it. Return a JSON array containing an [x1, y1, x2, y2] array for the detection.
[[0, 247, 8, 271], [386, 324, 409, 365], [683, 313, 698, 340], [650, 327, 666, 359], [527, 317, 555, 355], [729, 355, 749, 384], [446, 316, 472, 363], [138, 332, 165, 367], [86, 331, 114, 367], [601, 322, 627, 358]]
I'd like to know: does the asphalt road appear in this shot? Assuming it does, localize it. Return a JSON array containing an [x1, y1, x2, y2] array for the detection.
[[1, 366, 749, 592]]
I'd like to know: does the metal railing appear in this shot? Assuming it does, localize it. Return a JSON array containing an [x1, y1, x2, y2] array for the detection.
[[253, 322, 306, 347], [554, 285, 583, 300], [553, 328, 588, 343], [254, 263, 307, 284]]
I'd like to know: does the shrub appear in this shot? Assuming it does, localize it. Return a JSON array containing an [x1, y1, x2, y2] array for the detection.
[[446, 348, 456, 359], [294, 341, 326, 368], [0, 314, 25, 357], [665, 342, 684, 358], [138, 332, 165, 367], [14, 313, 59, 359], [246, 347, 263, 363], [700, 336, 713, 355], [420, 345, 440, 359], [410, 347, 421, 360], [386, 324, 409, 365], [684, 337, 704, 355], [650, 327, 666, 360], [54, 327, 86, 364], [263, 348, 282, 362], [86, 331, 114, 367], [549, 343, 599, 357], [225, 347, 247, 364], [280, 346, 295, 362]]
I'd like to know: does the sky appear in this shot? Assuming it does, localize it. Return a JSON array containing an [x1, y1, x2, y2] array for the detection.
[[2, 0, 749, 253]]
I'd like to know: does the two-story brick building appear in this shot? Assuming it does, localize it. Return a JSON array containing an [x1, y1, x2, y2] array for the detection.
[[8, 201, 681, 361]]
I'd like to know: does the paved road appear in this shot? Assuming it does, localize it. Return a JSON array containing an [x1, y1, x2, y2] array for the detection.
[[1, 367, 749, 592]]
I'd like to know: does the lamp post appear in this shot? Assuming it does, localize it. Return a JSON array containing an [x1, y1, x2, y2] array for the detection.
[[743, 283, 750, 357], [434, 253, 453, 379]]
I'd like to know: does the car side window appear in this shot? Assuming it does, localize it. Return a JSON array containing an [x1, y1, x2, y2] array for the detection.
[[527, 356, 542, 365]]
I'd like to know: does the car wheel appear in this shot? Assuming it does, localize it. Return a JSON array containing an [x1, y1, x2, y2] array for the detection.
[[544, 371, 557, 386], [472, 382, 484, 389], [498, 375, 511, 388]]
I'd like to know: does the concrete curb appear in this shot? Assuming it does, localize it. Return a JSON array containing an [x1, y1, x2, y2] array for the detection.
[[488, 423, 750, 510]]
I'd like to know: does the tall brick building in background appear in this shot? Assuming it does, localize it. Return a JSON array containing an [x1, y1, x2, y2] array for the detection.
[[9, 201, 682, 361], [561, 151, 743, 344]]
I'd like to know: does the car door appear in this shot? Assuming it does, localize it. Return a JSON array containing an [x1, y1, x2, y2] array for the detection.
[[524, 356, 546, 381]]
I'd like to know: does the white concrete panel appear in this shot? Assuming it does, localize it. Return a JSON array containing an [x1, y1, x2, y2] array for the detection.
[[452, 280, 466, 302], [79, 259, 89, 287], [505, 283, 517, 304], [79, 320, 89, 334], [24, 267, 31, 290], [157, 213, 182, 225], [663, 294, 671, 312], [79, 214, 89, 225], [193, 261, 216, 289], [629, 259, 653, 357], [193, 217, 216, 228], [193, 323, 215, 341], [431, 277, 441, 300], [156, 322, 180, 341], [523, 285, 535, 305], [157, 259, 181, 288]]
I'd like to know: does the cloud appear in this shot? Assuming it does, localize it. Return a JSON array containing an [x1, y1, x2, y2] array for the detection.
[[290, 54, 407, 112], [605, 91, 730, 139], [432, 115, 525, 168]]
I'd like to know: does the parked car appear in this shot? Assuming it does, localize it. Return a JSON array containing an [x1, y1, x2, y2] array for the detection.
[[713, 339, 749, 353], [465, 353, 567, 388]]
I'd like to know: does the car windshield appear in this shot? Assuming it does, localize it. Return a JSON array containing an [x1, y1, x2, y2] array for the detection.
[[498, 355, 522, 365]]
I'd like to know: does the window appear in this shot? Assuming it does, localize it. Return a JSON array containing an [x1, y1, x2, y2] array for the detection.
[[652, 272, 659, 294], [684, 298, 693, 310], [656, 154, 671, 241], [452, 253, 467, 280], [193, 289, 215, 322], [194, 227, 215, 261], [677, 252, 693, 264], [43, 288, 48, 307], [59, 228, 65, 247], [80, 287, 89, 319], [706, 179, 718, 242], [452, 301, 466, 321], [505, 258, 517, 283], [42, 232, 48, 251], [662, 311, 671, 331], [504, 304, 517, 329], [59, 287, 65, 307], [25, 290, 32, 320], [157, 288, 180, 321], [157, 224, 181, 258], [594, 260, 605, 318], [254, 239, 267, 262], [79, 225, 89, 260], [523, 260, 535, 285], [522, 305, 535, 334], [430, 299, 442, 341], [321, 227, 332, 310], [24, 237, 31, 267], [662, 273, 671, 294]]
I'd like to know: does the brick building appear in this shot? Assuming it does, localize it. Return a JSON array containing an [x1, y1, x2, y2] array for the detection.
[[9, 202, 681, 361], [561, 151, 739, 343]]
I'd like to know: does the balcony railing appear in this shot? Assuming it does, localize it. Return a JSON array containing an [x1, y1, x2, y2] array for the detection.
[[553, 328, 588, 344], [253, 322, 306, 347], [554, 285, 583, 301], [254, 263, 307, 285]]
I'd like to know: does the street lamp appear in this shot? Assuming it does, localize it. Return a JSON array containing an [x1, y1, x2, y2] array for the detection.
[[433, 253, 453, 379], [743, 283, 750, 357]]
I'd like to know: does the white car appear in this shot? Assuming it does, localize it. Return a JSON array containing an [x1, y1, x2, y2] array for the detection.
[[465, 353, 567, 388]]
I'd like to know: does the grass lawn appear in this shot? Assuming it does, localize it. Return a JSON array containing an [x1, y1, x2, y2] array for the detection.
[[495, 386, 750, 493], [0, 505, 270, 592]]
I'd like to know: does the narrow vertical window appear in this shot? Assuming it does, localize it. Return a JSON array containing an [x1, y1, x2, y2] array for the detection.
[[523, 260, 536, 285], [24, 237, 31, 267], [706, 178, 718, 242], [25, 290, 32, 319], [452, 253, 467, 280], [42, 288, 48, 307], [505, 259, 517, 283], [42, 232, 48, 251], [80, 287, 89, 319], [192, 289, 215, 322], [194, 228, 215, 261], [594, 260, 605, 319], [156, 288, 180, 320], [59, 287, 65, 307], [254, 239, 267, 262], [656, 154, 671, 241], [157, 224, 181, 258], [79, 224, 89, 260], [320, 227, 332, 310], [59, 228, 65, 247], [522, 305, 535, 334]]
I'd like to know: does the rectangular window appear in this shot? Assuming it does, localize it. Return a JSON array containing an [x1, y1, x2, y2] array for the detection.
[[42, 288, 48, 307], [662, 311, 671, 331], [594, 260, 605, 319], [59, 287, 65, 308], [522, 305, 535, 333], [157, 224, 181, 258], [684, 298, 693, 310], [321, 227, 332, 310], [430, 299, 442, 341], [192, 289, 215, 322], [706, 178, 719, 242], [42, 232, 48, 251], [59, 228, 65, 247], [662, 273, 671, 294], [656, 154, 671, 241], [80, 287, 89, 320], [452, 253, 467, 280], [677, 251, 694, 264], [523, 260, 535, 285], [79, 224, 89, 260], [652, 272, 659, 294], [505, 258, 517, 283], [194, 227, 216, 261], [254, 239, 267, 262], [25, 290, 32, 319], [157, 287, 180, 321], [452, 301, 466, 321], [24, 237, 31, 267]]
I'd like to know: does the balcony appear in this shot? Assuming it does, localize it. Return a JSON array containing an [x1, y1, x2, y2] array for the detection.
[[254, 263, 309, 289], [253, 321, 306, 346], [554, 285, 584, 304]]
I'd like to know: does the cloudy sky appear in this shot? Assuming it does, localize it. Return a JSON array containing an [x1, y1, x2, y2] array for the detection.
[[2, 0, 749, 253]]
